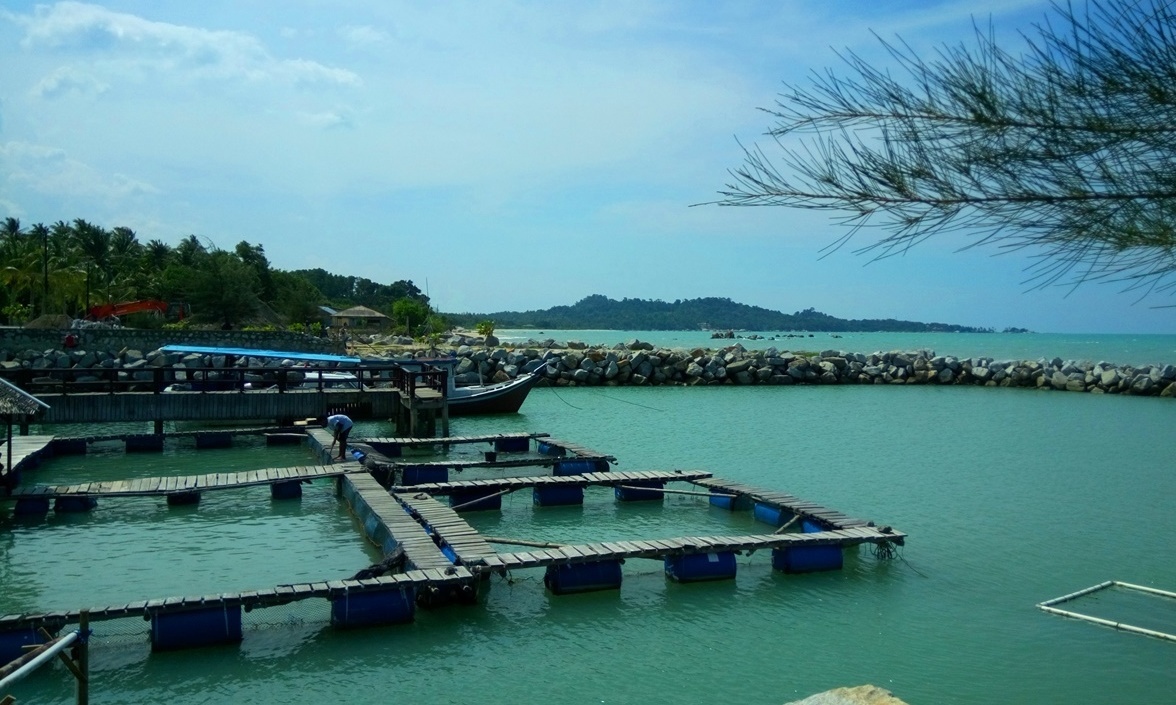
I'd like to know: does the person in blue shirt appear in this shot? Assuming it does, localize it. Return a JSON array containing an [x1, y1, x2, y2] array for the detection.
[[326, 414, 354, 461]]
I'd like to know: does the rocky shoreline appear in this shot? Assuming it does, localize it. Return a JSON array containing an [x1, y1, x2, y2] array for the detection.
[[1, 332, 1174, 398]]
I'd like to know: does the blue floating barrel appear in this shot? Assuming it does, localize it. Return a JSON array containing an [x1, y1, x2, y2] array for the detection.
[[350, 449, 366, 463], [533, 485, 584, 506], [365, 441, 402, 458], [125, 435, 164, 452], [772, 545, 844, 573], [450, 487, 502, 512], [440, 544, 458, 563], [494, 437, 530, 453], [195, 432, 233, 449], [710, 494, 734, 510], [544, 560, 623, 594], [536, 441, 566, 456], [0, 626, 44, 663], [401, 465, 448, 485], [51, 438, 88, 455], [553, 459, 598, 476], [151, 606, 242, 650], [753, 503, 795, 527], [615, 481, 665, 501], [54, 496, 98, 513], [331, 588, 416, 628], [166, 492, 201, 507], [14, 497, 50, 516], [802, 519, 827, 533], [665, 552, 738, 583], [271, 480, 303, 500]]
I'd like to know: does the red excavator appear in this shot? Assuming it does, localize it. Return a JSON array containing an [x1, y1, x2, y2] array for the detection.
[[86, 300, 190, 322]]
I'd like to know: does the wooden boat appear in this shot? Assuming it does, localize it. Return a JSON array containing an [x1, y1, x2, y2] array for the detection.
[[391, 357, 540, 416], [447, 371, 541, 416]]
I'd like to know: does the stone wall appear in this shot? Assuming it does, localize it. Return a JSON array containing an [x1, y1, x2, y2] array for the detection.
[[3, 334, 1174, 398], [0, 327, 342, 357]]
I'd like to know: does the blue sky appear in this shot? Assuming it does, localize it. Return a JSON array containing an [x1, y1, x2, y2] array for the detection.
[[0, 1, 1169, 333]]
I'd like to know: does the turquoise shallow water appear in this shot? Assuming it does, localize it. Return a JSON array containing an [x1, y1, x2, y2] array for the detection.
[[5, 364, 1176, 703]]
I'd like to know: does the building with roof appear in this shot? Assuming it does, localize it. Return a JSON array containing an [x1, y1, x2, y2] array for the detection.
[[330, 305, 390, 329], [0, 377, 49, 487]]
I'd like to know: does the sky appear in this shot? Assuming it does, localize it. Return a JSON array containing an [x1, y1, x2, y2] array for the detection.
[[0, 0, 1170, 334]]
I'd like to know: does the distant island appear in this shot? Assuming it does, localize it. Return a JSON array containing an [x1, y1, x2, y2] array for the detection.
[[446, 295, 1020, 333]]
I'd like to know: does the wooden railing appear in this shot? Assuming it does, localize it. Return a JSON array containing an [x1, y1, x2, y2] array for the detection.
[[0, 364, 415, 396], [387, 362, 448, 399]]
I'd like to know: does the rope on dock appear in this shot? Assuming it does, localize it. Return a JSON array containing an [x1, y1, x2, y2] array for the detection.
[[484, 536, 566, 549], [449, 487, 518, 512], [616, 485, 736, 499]]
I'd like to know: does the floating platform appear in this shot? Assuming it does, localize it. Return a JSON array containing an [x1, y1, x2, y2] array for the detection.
[[393, 469, 713, 496], [690, 477, 874, 530]]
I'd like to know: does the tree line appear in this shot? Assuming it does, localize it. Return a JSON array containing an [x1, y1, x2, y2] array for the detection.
[[448, 294, 994, 332], [0, 217, 438, 333]]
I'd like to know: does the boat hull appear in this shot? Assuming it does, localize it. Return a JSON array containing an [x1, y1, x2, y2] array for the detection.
[[448, 373, 540, 416]]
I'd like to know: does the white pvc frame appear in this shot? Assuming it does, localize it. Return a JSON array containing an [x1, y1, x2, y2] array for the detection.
[[1038, 580, 1176, 642]]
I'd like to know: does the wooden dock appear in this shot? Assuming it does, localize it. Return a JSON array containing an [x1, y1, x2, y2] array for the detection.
[[690, 477, 874, 530], [535, 437, 615, 461], [361, 432, 550, 451], [340, 474, 455, 571], [477, 526, 906, 574], [394, 492, 496, 565], [393, 469, 714, 495], [0, 434, 54, 475], [6, 464, 363, 500], [0, 566, 474, 632]]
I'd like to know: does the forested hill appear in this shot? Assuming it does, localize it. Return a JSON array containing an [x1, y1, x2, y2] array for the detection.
[[448, 295, 997, 332]]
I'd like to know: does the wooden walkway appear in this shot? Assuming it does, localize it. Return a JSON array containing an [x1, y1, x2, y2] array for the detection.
[[342, 474, 455, 572], [690, 477, 874, 530], [6, 464, 363, 499], [0, 566, 475, 631], [393, 469, 714, 495], [0, 435, 54, 474], [478, 527, 906, 574], [361, 432, 550, 448], [395, 492, 496, 565], [53, 425, 312, 445], [536, 437, 614, 460]]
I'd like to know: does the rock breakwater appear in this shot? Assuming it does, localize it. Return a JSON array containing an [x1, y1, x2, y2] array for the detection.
[[3, 335, 1175, 398]]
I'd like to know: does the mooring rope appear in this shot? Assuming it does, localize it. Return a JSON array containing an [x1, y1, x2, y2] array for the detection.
[[544, 386, 582, 410], [588, 391, 665, 412]]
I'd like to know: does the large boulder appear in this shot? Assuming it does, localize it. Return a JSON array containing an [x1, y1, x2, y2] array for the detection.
[[783, 684, 910, 705]]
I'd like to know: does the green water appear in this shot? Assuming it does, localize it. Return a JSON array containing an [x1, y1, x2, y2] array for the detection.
[[4, 384, 1176, 704]]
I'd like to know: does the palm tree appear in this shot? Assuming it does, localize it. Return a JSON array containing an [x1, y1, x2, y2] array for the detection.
[[71, 219, 112, 312]]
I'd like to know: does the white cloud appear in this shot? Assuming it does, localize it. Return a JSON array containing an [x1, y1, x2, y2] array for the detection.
[[30, 65, 108, 98], [16, 2, 360, 88], [1, 140, 158, 200], [295, 109, 354, 130], [338, 25, 388, 47]]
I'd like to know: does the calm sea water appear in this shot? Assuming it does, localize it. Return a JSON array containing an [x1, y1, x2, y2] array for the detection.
[[4, 334, 1176, 704]]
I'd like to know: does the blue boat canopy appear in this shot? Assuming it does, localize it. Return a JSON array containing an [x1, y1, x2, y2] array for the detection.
[[160, 345, 361, 364]]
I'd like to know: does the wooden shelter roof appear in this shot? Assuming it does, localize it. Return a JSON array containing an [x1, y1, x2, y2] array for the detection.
[[0, 377, 49, 416], [334, 305, 389, 319]]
